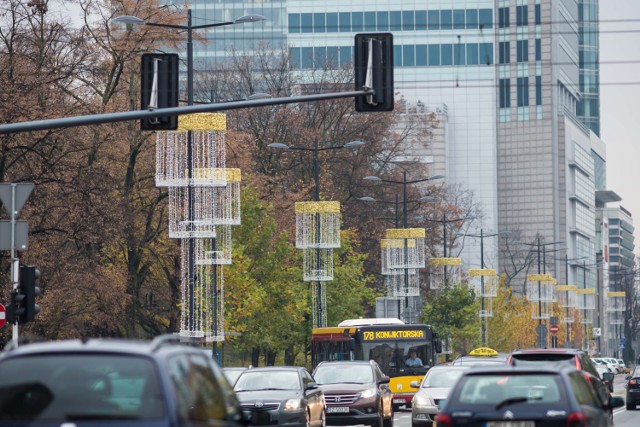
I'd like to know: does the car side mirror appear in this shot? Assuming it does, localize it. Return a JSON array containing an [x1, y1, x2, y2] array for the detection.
[[379, 375, 390, 385], [305, 381, 319, 390], [410, 380, 420, 388], [602, 372, 614, 382], [610, 396, 624, 409], [625, 375, 631, 380]]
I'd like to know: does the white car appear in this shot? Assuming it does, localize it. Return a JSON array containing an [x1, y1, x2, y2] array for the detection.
[[616, 359, 629, 373], [593, 358, 617, 373], [602, 357, 621, 374]]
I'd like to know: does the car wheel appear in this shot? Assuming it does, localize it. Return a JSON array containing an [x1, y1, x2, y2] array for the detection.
[[383, 403, 394, 427], [305, 410, 311, 427], [371, 403, 384, 427]]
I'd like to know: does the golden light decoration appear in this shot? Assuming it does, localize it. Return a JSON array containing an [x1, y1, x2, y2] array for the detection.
[[530, 301, 551, 320], [303, 248, 334, 281], [469, 269, 497, 277], [429, 257, 462, 266], [526, 282, 557, 302], [311, 282, 327, 329], [606, 291, 626, 325], [526, 273, 555, 283], [295, 201, 341, 249], [479, 297, 493, 318], [472, 274, 498, 298], [575, 288, 596, 310], [385, 269, 420, 297], [381, 228, 426, 270], [556, 285, 577, 309], [179, 243, 225, 341], [155, 113, 227, 187], [194, 226, 233, 266]]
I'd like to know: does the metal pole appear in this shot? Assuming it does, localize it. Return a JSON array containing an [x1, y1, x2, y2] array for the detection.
[[402, 172, 409, 313], [186, 9, 196, 332], [565, 254, 571, 347], [314, 139, 323, 327], [583, 260, 587, 351], [480, 229, 486, 346], [394, 194, 401, 320], [443, 213, 447, 284], [537, 238, 542, 347], [212, 237, 218, 362], [10, 184, 18, 346]]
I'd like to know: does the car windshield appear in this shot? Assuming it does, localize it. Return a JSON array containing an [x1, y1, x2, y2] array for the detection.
[[313, 364, 374, 385], [234, 371, 300, 391], [511, 354, 575, 365], [0, 354, 163, 421], [421, 369, 466, 388], [456, 374, 564, 406], [223, 368, 245, 385]]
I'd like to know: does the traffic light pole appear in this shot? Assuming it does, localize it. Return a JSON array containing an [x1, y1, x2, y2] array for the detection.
[[9, 187, 19, 346]]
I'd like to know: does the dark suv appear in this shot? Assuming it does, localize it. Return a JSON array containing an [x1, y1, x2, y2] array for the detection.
[[626, 365, 640, 410], [0, 335, 247, 426], [312, 360, 393, 427]]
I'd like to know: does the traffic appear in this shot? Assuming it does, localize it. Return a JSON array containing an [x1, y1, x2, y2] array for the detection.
[[0, 320, 636, 426]]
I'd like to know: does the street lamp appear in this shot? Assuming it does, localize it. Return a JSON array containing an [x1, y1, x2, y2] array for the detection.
[[269, 140, 365, 328], [456, 229, 510, 346], [364, 173, 444, 321], [113, 10, 266, 358]]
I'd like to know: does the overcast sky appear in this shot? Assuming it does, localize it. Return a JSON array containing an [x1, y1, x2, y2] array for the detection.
[[599, 0, 640, 242]]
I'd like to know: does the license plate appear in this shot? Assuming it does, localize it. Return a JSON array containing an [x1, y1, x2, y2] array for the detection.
[[486, 422, 535, 427], [393, 398, 406, 403], [327, 407, 349, 413]]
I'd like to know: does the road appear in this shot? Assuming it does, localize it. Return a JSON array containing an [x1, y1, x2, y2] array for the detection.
[[331, 374, 636, 427]]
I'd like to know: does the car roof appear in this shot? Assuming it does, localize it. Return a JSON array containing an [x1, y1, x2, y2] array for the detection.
[[459, 364, 574, 376], [240, 366, 304, 372], [316, 360, 374, 366], [510, 348, 585, 355]]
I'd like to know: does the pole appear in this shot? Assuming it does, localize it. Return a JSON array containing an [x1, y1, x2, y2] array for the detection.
[[186, 9, 196, 333], [537, 238, 542, 347], [583, 260, 587, 352], [394, 194, 401, 320], [443, 213, 447, 285], [565, 254, 571, 347], [10, 185, 18, 346], [402, 172, 410, 315], [314, 139, 324, 328], [480, 229, 486, 346]]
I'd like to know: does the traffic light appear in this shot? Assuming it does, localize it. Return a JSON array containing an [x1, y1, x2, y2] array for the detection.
[[140, 53, 179, 131], [354, 33, 394, 112], [20, 265, 41, 322]]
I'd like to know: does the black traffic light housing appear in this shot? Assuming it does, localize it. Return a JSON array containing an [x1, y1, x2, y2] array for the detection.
[[354, 33, 394, 112], [7, 264, 41, 324], [140, 53, 180, 131]]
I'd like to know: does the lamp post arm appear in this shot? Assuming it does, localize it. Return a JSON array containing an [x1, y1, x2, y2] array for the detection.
[[144, 22, 190, 29]]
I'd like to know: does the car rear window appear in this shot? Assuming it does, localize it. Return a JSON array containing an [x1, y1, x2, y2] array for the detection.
[[511, 354, 575, 365], [234, 370, 301, 391], [0, 354, 163, 421], [313, 364, 374, 384], [421, 368, 466, 388], [455, 373, 566, 406]]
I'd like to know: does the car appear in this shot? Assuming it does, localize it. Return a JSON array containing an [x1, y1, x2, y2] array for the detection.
[[450, 347, 508, 366], [223, 367, 249, 386], [593, 361, 614, 392], [593, 357, 619, 374], [410, 365, 469, 427], [506, 348, 615, 399], [435, 364, 624, 427], [601, 357, 621, 374], [312, 360, 393, 427], [0, 335, 247, 426], [234, 366, 326, 427], [616, 358, 629, 374], [625, 365, 640, 410]]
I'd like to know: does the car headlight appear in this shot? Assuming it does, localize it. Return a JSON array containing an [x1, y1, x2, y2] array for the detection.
[[360, 388, 377, 399], [412, 395, 430, 408], [284, 399, 303, 411]]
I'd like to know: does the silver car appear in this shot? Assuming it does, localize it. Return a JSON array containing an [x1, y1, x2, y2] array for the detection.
[[410, 365, 469, 427]]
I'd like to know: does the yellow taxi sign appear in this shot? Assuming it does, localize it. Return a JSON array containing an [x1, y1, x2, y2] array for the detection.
[[469, 347, 499, 357]]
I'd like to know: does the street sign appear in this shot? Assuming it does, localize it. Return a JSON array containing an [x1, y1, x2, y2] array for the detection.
[[550, 316, 558, 326], [0, 183, 34, 216], [550, 324, 559, 334], [0, 220, 28, 250], [593, 328, 601, 337], [0, 304, 5, 328]]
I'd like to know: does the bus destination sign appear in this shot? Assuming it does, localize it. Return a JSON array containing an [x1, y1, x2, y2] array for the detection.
[[362, 329, 425, 341]]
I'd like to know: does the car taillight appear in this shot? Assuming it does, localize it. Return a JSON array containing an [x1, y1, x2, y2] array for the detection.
[[567, 412, 588, 427], [435, 413, 453, 427], [574, 357, 581, 371], [631, 379, 637, 385]]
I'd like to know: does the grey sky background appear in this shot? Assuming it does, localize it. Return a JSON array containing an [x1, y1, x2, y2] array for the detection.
[[51, 1, 640, 244], [600, 0, 640, 243]]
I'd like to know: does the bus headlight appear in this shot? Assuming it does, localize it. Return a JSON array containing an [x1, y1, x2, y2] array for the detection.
[[284, 399, 303, 411], [360, 388, 377, 399]]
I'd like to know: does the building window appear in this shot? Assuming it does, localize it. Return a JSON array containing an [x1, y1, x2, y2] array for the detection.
[[289, 14, 300, 33], [339, 46, 352, 66], [440, 10, 453, 30], [327, 13, 338, 32], [403, 11, 415, 31], [454, 43, 464, 65], [535, 38, 541, 61], [403, 45, 415, 66], [535, 4, 541, 25], [499, 78, 511, 108], [301, 13, 313, 33], [429, 44, 440, 66], [479, 8, 493, 29], [314, 13, 326, 33], [289, 47, 301, 68], [301, 47, 313, 68], [536, 76, 542, 105], [428, 10, 440, 30], [453, 9, 465, 30], [517, 77, 529, 107], [394, 45, 402, 67], [479, 43, 493, 65], [327, 47, 339, 67], [352, 12, 364, 32], [339, 12, 350, 32], [499, 41, 510, 64], [364, 12, 376, 31], [466, 43, 479, 65], [314, 47, 326, 68], [415, 11, 427, 30], [416, 45, 428, 66], [441, 44, 453, 66], [517, 40, 529, 62], [377, 12, 389, 31], [466, 9, 478, 29], [390, 11, 401, 31], [516, 5, 528, 26], [498, 7, 510, 29]]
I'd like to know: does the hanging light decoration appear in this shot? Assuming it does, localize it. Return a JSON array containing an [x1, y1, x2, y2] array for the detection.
[[180, 241, 225, 340], [556, 285, 577, 323], [212, 168, 241, 225], [295, 201, 341, 249], [428, 257, 462, 290], [311, 282, 327, 328], [194, 226, 233, 266], [606, 291, 626, 325], [303, 248, 334, 281], [469, 269, 498, 297], [530, 301, 551, 320], [168, 186, 218, 238], [381, 228, 426, 270], [156, 113, 227, 187], [575, 288, 596, 310], [526, 274, 557, 302], [385, 269, 419, 297]]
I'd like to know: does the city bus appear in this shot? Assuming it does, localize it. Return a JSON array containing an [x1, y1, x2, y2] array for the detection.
[[311, 318, 441, 410]]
